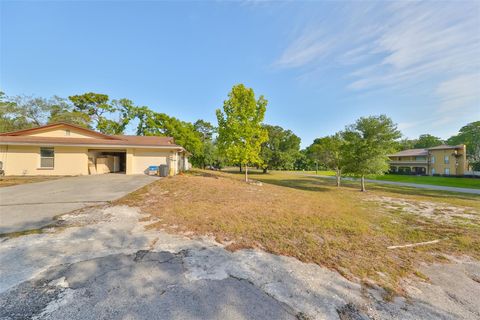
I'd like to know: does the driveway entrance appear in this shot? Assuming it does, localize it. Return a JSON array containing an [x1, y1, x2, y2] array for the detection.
[[0, 174, 157, 234]]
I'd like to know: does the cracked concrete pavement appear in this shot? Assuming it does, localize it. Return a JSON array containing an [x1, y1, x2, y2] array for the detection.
[[0, 205, 479, 319]]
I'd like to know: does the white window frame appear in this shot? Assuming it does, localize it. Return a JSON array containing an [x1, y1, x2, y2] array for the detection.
[[444, 155, 449, 164], [444, 168, 450, 175], [430, 156, 435, 164], [40, 147, 55, 169], [431, 168, 435, 175]]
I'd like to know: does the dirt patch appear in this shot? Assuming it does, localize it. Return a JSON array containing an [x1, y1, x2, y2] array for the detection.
[[367, 196, 480, 224]]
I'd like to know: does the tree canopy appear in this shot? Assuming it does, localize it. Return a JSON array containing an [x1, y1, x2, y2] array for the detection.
[[447, 121, 480, 170], [307, 134, 345, 186], [216, 84, 268, 181], [342, 115, 401, 191], [260, 125, 301, 173], [413, 134, 443, 149]]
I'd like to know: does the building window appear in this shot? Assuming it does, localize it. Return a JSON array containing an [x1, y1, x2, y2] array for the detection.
[[431, 168, 436, 175], [444, 155, 449, 164], [431, 156, 435, 164], [40, 147, 54, 168], [65, 129, 70, 136], [445, 168, 450, 175], [415, 156, 426, 161]]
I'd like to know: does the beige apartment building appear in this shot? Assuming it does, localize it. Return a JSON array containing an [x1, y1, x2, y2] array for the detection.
[[0, 123, 190, 176], [388, 144, 467, 176]]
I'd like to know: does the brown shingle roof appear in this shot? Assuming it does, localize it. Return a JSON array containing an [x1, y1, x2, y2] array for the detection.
[[0, 122, 118, 139], [0, 123, 181, 148], [389, 149, 428, 157], [428, 144, 464, 150], [0, 135, 180, 148]]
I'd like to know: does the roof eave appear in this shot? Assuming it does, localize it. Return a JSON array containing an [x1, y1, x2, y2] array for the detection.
[[0, 141, 184, 149]]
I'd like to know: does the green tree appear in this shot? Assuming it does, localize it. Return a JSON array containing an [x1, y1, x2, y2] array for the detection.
[[307, 134, 345, 187], [47, 96, 91, 127], [139, 111, 203, 158], [342, 115, 401, 191], [69, 92, 133, 134], [0, 92, 33, 132], [216, 84, 268, 182], [396, 138, 416, 151], [447, 121, 480, 170], [414, 134, 443, 148], [260, 125, 301, 173], [0, 93, 87, 132], [192, 120, 217, 169]]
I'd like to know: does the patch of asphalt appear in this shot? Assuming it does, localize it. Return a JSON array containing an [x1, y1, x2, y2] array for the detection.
[[1, 251, 297, 320], [0, 205, 479, 319]]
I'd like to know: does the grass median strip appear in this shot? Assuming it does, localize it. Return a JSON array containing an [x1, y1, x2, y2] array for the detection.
[[117, 169, 480, 296]]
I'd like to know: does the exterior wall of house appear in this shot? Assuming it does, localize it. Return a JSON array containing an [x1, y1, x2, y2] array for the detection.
[[0, 145, 89, 176], [27, 128, 102, 139], [388, 155, 428, 174], [429, 146, 466, 176], [130, 148, 171, 175], [388, 145, 467, 176]]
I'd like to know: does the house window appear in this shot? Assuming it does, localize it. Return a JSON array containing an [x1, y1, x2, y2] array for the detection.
[[431, 156, 435, 164], [431, 168, 436, 175], [40, 147, 54, 168], [444, 155, 449, 164], [65, 129, 70, 136], [445, 168, 450, 175]]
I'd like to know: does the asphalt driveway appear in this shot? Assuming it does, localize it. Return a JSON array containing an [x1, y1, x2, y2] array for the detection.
[[0, 174, 157, 234]]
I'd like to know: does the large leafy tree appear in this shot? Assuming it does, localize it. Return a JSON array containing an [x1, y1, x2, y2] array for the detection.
[[216, 84, 268, 182], [68, 93, 134, 134], [0, 92, 33, 132], [0, 93, 90, 131], [414, 134, 443, 148], [307, 134, 345, 187], [137, 110, 203, 158], [342, 115, 401, 191], [447, 121, 480, 170], [260, 125, 301, 173], [193, 120, 217, 169]]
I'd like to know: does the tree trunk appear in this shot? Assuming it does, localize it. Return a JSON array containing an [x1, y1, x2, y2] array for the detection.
[[245, 164, 249, 182], [336, 169, 341, 187], [361, 175, 366, 192], [239, 165, 242, 173], [263, 167, 268, 174]]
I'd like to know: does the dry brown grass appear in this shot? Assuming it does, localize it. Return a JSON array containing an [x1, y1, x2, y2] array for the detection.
[[117, 169, 480, 295], [0, 176, 64, 187]]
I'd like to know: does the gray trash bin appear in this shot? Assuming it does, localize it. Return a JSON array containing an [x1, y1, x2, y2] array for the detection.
[[159, 164, 169, 177]]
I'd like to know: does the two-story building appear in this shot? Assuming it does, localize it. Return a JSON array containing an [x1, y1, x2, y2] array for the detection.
[[388, 144, 467, 176]]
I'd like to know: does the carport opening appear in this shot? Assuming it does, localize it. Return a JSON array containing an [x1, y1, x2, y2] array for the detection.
[[88, 149, 127, 174]]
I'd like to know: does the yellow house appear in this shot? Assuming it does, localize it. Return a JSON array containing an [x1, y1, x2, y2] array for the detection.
[[388, 144, 467, 176], [0, 123, 190, 176]]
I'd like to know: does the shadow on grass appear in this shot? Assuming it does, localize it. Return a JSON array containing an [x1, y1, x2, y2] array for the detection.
[[251, 176, 333, 193]]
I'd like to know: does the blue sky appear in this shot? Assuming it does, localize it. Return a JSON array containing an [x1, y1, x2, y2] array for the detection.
[[1, 1, 479, 147]]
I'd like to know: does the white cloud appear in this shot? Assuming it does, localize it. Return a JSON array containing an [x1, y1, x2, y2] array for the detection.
[[275, 2, 480, 92], [435, 74, 480, 112], [274, 29, 333, 68]]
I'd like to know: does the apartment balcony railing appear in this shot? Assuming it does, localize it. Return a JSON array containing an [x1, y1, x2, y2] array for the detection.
[[389, 160, 428, 165]]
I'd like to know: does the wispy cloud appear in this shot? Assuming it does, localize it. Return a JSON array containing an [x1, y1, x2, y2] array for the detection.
[[274, 1, 480, 129], [274, 29, 333, 68]]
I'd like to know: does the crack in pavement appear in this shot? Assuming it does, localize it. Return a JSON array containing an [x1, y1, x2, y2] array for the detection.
[[1, 205, 478, 320]]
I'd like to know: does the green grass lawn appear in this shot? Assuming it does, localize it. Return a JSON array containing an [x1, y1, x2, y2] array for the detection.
[[296, 171, 480, 189], [371, 174, 480, 189]]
